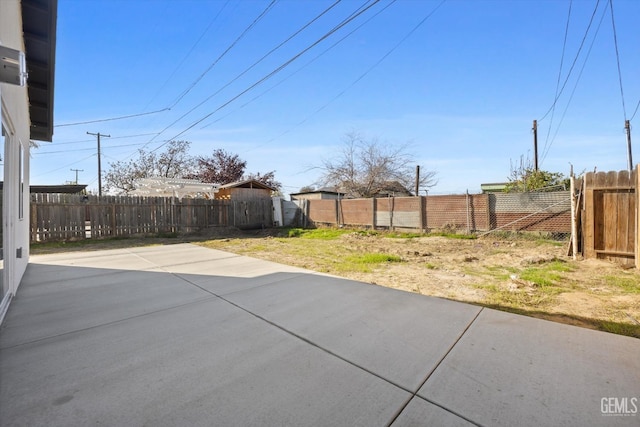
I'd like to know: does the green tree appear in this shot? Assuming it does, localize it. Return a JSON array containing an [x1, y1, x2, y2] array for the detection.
[[505, 155, 568, 192]]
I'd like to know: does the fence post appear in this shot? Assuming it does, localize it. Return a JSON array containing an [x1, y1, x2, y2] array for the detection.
[[111, 203, 116, 238], [419, 196, 425, 233], [570, 174, 578, 260], [636, 165, 639, 269], [486, 193, 492, 231], [424, 194, 428, 232], [371, 197, 376, 229], [466, 190, 471, 234], [389, 196, 394, 230]]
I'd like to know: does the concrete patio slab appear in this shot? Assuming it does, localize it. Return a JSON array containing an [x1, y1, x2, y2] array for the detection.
[[419, 309, 640, 427], [1, 243, 639, 426], [1, 298, 410, 427], [1, 266, 212, 348], [224, 274, 482, 391]]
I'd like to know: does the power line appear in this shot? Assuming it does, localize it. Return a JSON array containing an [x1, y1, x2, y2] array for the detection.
[[630, 98, 640, 122], [49, 132, 159, 146], [196, 0, 343, 128], [247, 0, 447, 151], [202, 0, 397, 131], [121, 0, 282, 161], [33, 141, 155, 155], [141, 0, 233, 112], [540, 1, 608, 166], [154, 0, 382, 150], [167, 0, 278, 110], [55, 108, 169, 127], [541, 0, 572, 158], [538, 0, 602, 123], [144, 0, 343, 148], [608, 0, 627, 120], [32, 153, 97, 178]]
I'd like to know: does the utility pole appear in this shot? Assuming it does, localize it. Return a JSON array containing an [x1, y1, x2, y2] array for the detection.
[[70, 168, 83, 185], [87, 131, 110, 197], [625, 120, 633, 172], [415, 165, 420, 197], [532, 119, 538, 171]]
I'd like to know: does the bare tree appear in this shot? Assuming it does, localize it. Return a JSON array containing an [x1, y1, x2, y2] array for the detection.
[[245, 170, 282, 192], [319, 132, 437, 198], [104, 140, 194, 194]]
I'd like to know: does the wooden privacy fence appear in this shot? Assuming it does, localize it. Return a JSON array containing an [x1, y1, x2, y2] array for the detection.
[[581, 167, 638, 268], [30, 194, 273, 242], [300, 192, 572, 234]]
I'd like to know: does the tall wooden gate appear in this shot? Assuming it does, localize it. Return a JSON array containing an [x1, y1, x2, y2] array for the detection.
[[582, 167, 639, 267]]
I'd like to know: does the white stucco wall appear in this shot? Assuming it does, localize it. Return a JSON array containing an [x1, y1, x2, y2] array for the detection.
[[1, 0, 33, 322]]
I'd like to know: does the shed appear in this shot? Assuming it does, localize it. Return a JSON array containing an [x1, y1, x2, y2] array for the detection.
[[290, 190, 346, 201], [216, 179, 274, 200]]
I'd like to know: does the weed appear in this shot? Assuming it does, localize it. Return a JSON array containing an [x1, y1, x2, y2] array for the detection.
[[520, 261, 574, 287], [603, 275, 640, 294], [599, 321, 640, 338], [286, 228, 349, 240], [155, 232, 178, 239], [386, 231, 423, 239], [347, 253, 403, 264], [428, 232, 477, 240]]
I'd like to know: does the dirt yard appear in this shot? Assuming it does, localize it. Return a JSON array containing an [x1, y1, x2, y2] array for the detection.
[[196, 229, 640, 338]]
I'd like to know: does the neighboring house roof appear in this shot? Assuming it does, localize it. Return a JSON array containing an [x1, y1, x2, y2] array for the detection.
[[130, 178, 220, 199], [22, 0, 57, 142], [480, 182, 509, 193], [290, 190, 346, 197], [219, 179, 275, 191], [30, 184, 86, 194], [371, 181, 413, 197], [0, 182, 85, 194]]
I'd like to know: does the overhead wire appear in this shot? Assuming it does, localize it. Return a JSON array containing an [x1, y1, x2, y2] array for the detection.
[[33, 141, 155, 155], [540, 3, 608, 165], [166, 0, 278, 111], [246, 0, 447, 151], [152, 0, 382, 151], [32, 153, 97, 178], [630, 99, 640, 122], [123, 0, 282, 159], [538, 0, 602, 123], [46, 133, 159, 146], [541, 0, 572, 160], [145, 0, 343, 145], [201, 0, 396, 131], [141, 0, 233, 112], [608, 0, 627, 120], [54, 108, 169, 127]]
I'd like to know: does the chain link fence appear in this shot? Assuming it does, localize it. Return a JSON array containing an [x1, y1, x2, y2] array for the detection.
[[298, 191, 572, 239]]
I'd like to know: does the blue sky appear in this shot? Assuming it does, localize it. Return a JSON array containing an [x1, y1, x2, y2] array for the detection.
[[32, 0, 640, 196]]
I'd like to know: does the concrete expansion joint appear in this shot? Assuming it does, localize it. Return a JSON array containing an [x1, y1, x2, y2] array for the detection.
[[386, 307, 486, 427], [0, 296, 216, 351]]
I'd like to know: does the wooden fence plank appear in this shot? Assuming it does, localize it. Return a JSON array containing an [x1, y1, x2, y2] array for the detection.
[[29, 195, 273, 243]]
